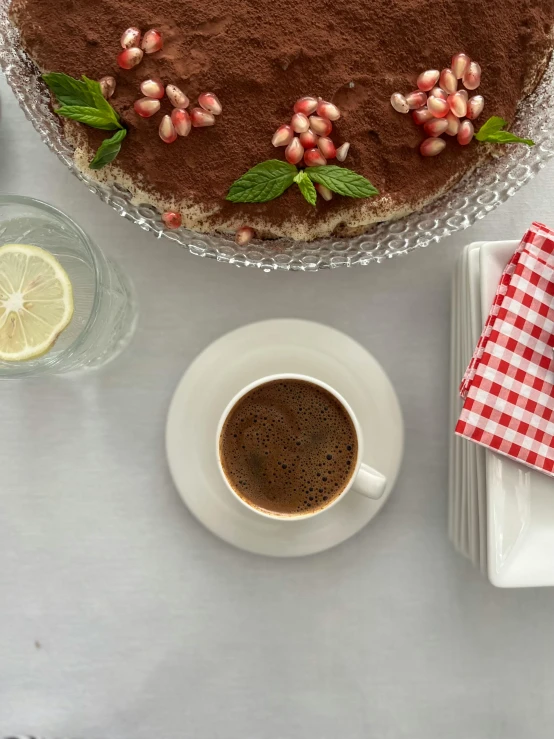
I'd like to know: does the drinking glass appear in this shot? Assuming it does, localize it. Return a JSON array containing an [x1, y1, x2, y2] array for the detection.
[[0, 196, 137, 377]]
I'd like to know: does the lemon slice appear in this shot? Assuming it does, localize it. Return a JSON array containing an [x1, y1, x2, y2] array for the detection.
[[0, 243, 74, 362]]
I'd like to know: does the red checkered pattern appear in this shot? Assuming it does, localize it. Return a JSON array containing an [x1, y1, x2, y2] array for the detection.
[[456, 222, 554, 477]]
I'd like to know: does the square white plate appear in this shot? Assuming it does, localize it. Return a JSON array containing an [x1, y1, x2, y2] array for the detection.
[[464, 246, 480, 566], [479, 240, 554, 587], [450, 242, 485, 567], [468, 245, 486, 571], [451, 245, 472, 558], [448, 255, 460, 545]]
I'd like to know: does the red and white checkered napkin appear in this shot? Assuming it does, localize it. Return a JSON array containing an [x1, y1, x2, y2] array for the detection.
[[456, 222, 554, 476]]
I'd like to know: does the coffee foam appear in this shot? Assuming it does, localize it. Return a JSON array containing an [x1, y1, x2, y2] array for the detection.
[[219, 379, 358, 516]]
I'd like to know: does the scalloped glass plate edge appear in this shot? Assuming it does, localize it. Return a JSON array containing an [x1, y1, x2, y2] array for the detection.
[[0, 1, 552, 271]]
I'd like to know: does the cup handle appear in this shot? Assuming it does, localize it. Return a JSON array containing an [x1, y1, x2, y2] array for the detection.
[[351, 463, 387, 500]]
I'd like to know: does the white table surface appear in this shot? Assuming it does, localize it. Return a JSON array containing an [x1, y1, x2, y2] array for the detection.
[[2, 74, 554, 739]]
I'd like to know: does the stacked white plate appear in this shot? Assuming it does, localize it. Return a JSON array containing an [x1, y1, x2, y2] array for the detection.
[[449, 240, 554, 588]]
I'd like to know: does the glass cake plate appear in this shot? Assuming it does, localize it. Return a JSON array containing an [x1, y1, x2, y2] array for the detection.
[[0, 1, 553, 271]]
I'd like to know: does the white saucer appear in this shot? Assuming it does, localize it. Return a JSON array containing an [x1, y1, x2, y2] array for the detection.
[[166, 319, 404, 557]]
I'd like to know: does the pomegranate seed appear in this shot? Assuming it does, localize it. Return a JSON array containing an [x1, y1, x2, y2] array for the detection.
[[390, 93, 409, 114], [445, 112, 460, 136], [159, 115, 177, 143], [304, 148, 327, 167], [463, 61, 481, 90], [416, 69, 440, 92], [405, 90, 427, 109], [142, 28, 163, 54], [133, 97, 161, 118], [335, 142, 350, 162], [140, 78, 165, 99], [272, 124, 294, 147], [316, 99, 340, 121], [299, 129, 318, 148], [430, 87, 448, 101], [235, 226, 255, 246], [309, 116, 332, 136], [412, 107, 434, 125], [459, 89, 468, 101], [291, 112, 310, 133], [166, 85, 189, 109], [457, 119, 474, 146], [171, 108, 191, 137], [420, 137, 446, 157], [315, 183, 333, 201], [424, 118, 449, 137], [466, 94, 485, 120], [448, 91, 467, 118], [427, 96, 449, 118], [452, 52, 471, 80], [117, 47, 143, 70], [294, 96, 318, 115], [198, 92, 222, 116], [120, 27, 141, 49], [317, 137, 336, 159], [99, 76, 116, 99], [285, 137, 304, 164], [439, 68, 458, 95], [162, 211, 182, 229], [190, 107, 215, 127]]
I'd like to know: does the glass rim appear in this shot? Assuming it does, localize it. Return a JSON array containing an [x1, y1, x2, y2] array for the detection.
[[0, 194, 104, 372]]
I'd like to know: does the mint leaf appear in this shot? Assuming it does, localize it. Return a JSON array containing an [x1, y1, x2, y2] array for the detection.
[[477, 131, 534, 146], [475, 116, 534, 146], [57, 105, 122, 130], [80, 75, 120, 118], [89, 129, 127, 170], [475, 116, 507, 138], [43, 72, 98, 107], [43, 72, 122, 130], [227, 160, 298, 203], [294, 171, 317, 206], [306, 166, 379, 198]]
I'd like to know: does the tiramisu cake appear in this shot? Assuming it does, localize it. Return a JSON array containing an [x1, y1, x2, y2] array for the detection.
[[9, 0, 554, 241]]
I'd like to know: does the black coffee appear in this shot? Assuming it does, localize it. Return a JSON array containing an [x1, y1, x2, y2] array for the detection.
[[219, 379, 358, 515]]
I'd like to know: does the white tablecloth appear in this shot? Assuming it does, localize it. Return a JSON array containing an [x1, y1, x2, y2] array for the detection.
[[2, 75, 554, 739]]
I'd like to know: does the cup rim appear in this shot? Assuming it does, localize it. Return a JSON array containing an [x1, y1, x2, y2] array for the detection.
[[0, 195, 105, 373], [216, 373, 364, 521]]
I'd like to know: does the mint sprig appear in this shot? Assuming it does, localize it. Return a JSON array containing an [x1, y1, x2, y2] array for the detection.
[[89, 129, 127, 170], [475, 116, 534, 147], [227, 160, 378, 205], [294, 171, 317, 206], [43, 72, 126, 169]]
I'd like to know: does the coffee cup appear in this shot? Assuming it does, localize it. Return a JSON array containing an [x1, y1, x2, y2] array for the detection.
[[216, 373, 387, 520]]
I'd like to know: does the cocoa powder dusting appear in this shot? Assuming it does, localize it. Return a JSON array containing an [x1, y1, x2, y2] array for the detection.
[[10, 0, 554, 240]]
